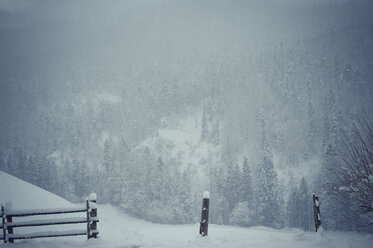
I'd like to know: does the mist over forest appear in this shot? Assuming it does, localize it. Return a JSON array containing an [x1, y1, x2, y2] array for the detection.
[[1, 0, 372, 232]]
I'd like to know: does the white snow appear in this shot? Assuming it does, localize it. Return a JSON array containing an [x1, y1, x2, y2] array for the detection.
[[138, 110, 220, 172], [203, 191, 210, 199], [0, 171, 73, 210], [6, 206, 86, 216], [6, 217, 87, 227], [8, 229, 87, 239], [88, 193, 97, 202], [88, 202, 97, 210], [1, 171, 373, 248]]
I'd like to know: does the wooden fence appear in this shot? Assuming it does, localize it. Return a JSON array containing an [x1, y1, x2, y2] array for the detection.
[[0, 193, 98, 243]]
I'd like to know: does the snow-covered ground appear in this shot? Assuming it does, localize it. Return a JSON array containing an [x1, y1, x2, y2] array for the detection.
[[1, 171, 372, 248], [139, 110, 220, 170]]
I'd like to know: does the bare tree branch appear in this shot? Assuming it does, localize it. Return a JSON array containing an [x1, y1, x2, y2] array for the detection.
[[331, 118, 373, 217]]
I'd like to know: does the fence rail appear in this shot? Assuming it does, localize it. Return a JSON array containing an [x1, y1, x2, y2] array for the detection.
[[0, 193, 98, 243], [6, 206, 87, 217], [7, 217, 88, 228], [8, 230, 88, 240]]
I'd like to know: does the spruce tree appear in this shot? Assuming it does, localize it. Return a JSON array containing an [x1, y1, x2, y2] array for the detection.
[[298, 177, 310, 231], [286, 186, 299, 228], [256, 157, 280, 228], [201, 105, 208, 141], [306, 102, 317, 159], [226, 162, 241, 213], [242, 157, 253, 209]]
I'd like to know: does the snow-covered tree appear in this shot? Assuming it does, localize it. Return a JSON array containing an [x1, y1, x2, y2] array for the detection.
[[226, 162, 242, 213], [287, 177, 311, 230], [201, 104, 208, 141], [103, 139, 114, 173], [333, 119, 373, 229], [255, 157, 280, 228], [230, 201, 252, 227], [305, 102, 317, 159], [242, 157, 253, 209]]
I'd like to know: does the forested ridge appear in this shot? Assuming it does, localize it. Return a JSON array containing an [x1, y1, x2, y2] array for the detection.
[[0, 0, 372, 232]]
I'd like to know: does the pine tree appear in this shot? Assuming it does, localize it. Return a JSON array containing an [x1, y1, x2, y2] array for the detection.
[[201, 104, 208, 141], [14, 147, 26, 179], [230, 201, 252, 227], [103, 139, 114, 173], [287, 178, 312, 230], [47, 160, 59, 195], [102, 139, 115, 203], [305, 102, 317, 159], [175, 170, 194, 223], [72, 159, 90, 198], [213, 164, 229, 224], [112, 137, 131, 205], [287, 186, 299, 228], [38, 155, 55, 192], [5, 152, 15, 175], [225, 162, 241, 214], [255, 157, 280, 228], [58, 160, 77, 202], [276, 179, 286, 228], [320, 145, 353, 231], [322, 88, 341, 154], [242, 157, 253, 209], [298, 177, 310, 231], [27, 154, 42, 186]]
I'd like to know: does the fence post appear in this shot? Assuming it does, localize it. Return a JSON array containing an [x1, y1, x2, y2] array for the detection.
[[199, 191, 210, 236], [312, 193, 321, 232], [4, 203, 13, 243], [88, 193, 98, 239], [1, 205, 6, 243], [6, 215, 13, 243], [86, 198, 90, 240]]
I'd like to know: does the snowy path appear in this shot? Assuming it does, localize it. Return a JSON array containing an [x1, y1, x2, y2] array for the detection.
[[2, 204, 372, 248]]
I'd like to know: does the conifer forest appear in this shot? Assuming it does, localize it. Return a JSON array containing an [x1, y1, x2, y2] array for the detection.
[[0, 0, 373, 233]]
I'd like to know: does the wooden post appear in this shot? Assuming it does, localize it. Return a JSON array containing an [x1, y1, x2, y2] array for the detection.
[[312, 193, 321, 232], [6, 216, 13, 243], [88, 193, 98, 239], [199, 191, 210, 236], [3, 203, 14, 243], [86, 199, 90, 240], [1, 206, 6, 243]]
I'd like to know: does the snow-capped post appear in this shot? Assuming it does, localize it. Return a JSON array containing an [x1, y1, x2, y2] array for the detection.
[[199, 191, 210, 236], [312, 193, 321, 232], [87, 193, 99, 239]]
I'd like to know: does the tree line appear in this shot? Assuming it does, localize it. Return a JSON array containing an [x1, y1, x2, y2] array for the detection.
[[1, 145, 314, 230]]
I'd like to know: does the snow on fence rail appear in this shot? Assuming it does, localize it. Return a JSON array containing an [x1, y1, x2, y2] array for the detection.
[[0, 193, 99, 243]]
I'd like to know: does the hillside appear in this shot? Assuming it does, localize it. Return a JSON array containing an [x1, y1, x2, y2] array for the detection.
[[0, 171, 73, 210]]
